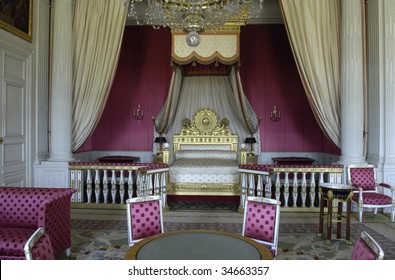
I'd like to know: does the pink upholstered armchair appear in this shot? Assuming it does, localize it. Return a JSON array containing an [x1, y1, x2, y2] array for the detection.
[[126, 195, 164, 246], [0, 187, 76, 260], [351, 231, 384, 260], [347, 165, 395, 222], [242, 196, 281, 257]]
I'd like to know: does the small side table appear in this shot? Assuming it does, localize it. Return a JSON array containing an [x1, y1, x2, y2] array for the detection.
[[318, 183, 353, 245], [153, 154, 163, 164], [246, 154, 258, 165]]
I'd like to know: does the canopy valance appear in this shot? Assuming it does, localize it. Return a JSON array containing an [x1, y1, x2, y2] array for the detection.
[[172, 27, 240, 65]]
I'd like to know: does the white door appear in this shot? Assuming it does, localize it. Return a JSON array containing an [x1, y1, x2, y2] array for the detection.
[[0, 47, 28, 186], [0, 79, 2, 184]]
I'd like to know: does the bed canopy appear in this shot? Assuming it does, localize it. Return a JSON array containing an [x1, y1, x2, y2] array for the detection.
[[153, 29, 261, 161]]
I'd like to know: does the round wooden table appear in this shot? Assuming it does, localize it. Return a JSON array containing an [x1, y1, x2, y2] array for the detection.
[[125, 229, 273, 260]]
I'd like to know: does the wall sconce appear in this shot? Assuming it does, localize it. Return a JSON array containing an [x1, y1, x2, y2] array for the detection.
[[270, 105, 281, 122], [133, 104, 144, 122]]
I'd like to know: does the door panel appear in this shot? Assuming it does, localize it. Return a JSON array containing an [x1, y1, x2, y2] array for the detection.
[[0, 48, 27, 186]]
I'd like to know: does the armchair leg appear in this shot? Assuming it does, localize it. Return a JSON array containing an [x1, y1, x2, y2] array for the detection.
[[359, 206, 363, 223], [65, 247, 71, 257], [391, 207, 394, 222]]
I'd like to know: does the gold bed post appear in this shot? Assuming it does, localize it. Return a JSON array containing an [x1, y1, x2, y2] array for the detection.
[[240, 147, 247, 165], [162, 148, 170, 164]]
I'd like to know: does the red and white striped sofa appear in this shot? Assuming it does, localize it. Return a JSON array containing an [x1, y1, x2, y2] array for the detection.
[[0, 187, 76, 260]]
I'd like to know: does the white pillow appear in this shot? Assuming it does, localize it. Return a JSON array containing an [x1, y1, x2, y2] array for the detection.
[[180, 144, 231, 151], [176, 150, 237, 160]]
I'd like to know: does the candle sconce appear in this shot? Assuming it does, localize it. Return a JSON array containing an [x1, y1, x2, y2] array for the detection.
[[270, 105, 281, 122], [133, 104, 144, 122]]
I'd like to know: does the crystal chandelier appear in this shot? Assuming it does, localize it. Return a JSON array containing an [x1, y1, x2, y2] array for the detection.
[[128, 1, 264, 46]]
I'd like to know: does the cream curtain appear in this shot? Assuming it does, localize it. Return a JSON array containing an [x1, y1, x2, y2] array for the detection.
[[154, 64, 261, 160], [72, 0, 127, 151], [154, 66, 184, 136], [279, 0, 341, 148]]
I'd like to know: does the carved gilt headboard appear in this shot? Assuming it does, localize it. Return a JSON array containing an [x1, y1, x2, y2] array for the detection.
[[172, 109, 238, 160]]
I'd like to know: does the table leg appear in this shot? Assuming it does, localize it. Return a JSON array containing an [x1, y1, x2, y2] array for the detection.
[[336, 201, 343, 239], [326, 197, 333, 244], [318, 194, 324, 237], [346, 199, 352, 244]]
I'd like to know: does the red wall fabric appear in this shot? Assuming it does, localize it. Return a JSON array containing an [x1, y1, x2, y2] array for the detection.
[[239, 25, 339, 153], [82, 26, 173, 151], [79, 25, 340, 154]]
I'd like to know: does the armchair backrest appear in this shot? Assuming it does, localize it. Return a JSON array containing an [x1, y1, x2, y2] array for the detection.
[[347, 165, 376, 191], [242, 196, 280, 255], [351, 231, 384, 260], [126, 196, 164, 245], [0, 187, 75, 228]]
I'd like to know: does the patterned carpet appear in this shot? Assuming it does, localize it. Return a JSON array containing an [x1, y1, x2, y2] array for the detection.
[[62, 210, 395, 260], [167, 201, 240, 211]]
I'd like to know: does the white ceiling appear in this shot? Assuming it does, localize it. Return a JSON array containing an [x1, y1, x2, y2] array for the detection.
[[125, 0, 284, 26]]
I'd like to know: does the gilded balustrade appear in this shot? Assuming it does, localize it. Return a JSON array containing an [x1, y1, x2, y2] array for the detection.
[[239, 164, 344, 212], [69, 162, 169, 209]]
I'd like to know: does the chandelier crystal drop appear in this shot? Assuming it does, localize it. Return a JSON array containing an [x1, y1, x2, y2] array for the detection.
[[128, 0, 264, 34]]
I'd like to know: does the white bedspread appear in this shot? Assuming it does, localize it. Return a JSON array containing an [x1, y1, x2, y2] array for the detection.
[[170, 157, 239, 184]]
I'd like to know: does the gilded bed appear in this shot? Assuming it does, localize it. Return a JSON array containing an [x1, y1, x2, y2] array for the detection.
[[167, 109, 242, 196]]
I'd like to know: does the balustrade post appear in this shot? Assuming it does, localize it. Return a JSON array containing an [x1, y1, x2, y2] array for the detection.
[[160, 171, 167, 207], [94, 169, 101, 204], [309, 172, 316, 207], [138, 172, 146, 197], [147, 174, 153, 195], [248, 174, 255, 196], [154, 173, 160, 195], [70, 169, 77, 202], [240, 172, 247, 210], [256, 175, 263, 197], [127, 170, 133, 199], [275, 172, 281, 202], [119, 171, 125, 204], [103, 170, 109, 204], [265, 174, 272, 198], [86, 169, 93, 203], [318, 172, 324, 206], [77, 170, 84, 202], [111, 170, 117, 204], [292, 172, 298, 208], [284, 172, 290, 207], [301, 172, 307, 207]]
